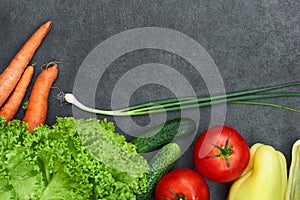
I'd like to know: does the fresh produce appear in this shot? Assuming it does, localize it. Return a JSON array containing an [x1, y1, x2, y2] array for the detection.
[[0, 65, 34, 123], [64, 81, 300, 116], [130, 118, 196, 153], [228, 143, 287, 200], [0, 117, 149, 199], [0, 21, 51, 107], [136, 143, 181, 200], [22, 62, 58, 132], [155, 168, 209, 200], [286, 139, 300, 200], [193, 125, 250, 183], [2, 20, 300, 200]]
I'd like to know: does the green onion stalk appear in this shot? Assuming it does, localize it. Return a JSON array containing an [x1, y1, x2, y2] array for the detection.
[[64, 82, 300, 116]]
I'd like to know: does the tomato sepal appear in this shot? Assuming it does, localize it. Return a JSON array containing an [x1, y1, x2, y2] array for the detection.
[[166, 189, 187, 200], [209, 136, 233, 168]]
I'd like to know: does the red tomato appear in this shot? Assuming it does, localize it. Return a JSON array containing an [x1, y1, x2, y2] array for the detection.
[[155, 168, 210, 200], [193, 125, 250, 183]]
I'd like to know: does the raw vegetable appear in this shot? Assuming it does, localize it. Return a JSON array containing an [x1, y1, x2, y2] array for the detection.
[[193, 125, 250, 183], [22, 62, 58, 132], [75, 118, 149, 178], [0, 117, 149, 199], [0, 21, 52, 107], [64, 81, 300, 116], [130, 118, 196, 153], [285, 139, 300, 200], [155, 168, 210, 200], [228, 143, 287, 200], [0, 65, 34, 123], [136, 143, 181, 200]]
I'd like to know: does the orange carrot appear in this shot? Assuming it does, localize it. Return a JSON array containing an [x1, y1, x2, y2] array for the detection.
[[0, 21, 52, 107], [23, 62, 58, 132], [0, 65, 34, 123]]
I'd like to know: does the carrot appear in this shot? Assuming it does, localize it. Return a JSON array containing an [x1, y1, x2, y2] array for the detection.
[[0, 21, 52, 107], [0, 65, 34, 123], [23, 62, 58, 132]]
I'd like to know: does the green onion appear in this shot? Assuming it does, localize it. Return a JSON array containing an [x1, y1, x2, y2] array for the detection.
[[64, 82, 300, 116]]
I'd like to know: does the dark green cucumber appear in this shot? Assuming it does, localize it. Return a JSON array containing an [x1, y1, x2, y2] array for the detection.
[[136, 143, 181, 200], [130, 118, 196, 153]]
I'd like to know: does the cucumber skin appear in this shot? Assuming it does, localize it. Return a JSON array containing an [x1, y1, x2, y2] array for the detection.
[[136, 143, 181, 200], [130, 118, 195, 153]]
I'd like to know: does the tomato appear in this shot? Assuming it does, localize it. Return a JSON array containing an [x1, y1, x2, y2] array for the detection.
[[155, 168, 210, 200], [193, 125, 250, 183]]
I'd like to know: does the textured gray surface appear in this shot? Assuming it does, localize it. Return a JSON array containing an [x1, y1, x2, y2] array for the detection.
[[1, 0, 300, 199]]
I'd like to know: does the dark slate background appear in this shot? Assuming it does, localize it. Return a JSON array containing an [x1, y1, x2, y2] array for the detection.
[[1, 0, 300, 199]]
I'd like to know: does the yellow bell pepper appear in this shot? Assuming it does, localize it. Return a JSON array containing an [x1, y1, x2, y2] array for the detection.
[[286, 139, 300, 200], [227, 143, 287, 200]]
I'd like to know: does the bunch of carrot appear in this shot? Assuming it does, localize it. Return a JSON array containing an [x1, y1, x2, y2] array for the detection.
[[0, 21, 58, 132]]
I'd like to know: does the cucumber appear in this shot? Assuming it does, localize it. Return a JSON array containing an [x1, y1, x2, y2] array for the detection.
[[130, 118, 196, 153], [136, 143, 181, 200]]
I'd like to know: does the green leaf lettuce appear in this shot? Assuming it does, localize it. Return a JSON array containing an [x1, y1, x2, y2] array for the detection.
[[0, 117, 149, 200]]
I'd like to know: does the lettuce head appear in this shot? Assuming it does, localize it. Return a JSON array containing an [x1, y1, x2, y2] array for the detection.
[[0, 117, 149, 200]]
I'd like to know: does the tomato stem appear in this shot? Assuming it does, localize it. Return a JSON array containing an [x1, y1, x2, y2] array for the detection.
[[166, 189, 187, 200], [210, 137, 233, 168]]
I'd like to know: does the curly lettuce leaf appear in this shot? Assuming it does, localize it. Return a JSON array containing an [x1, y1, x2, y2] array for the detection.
[[0, 117, 149, 199], [75, 119, 149, 177], [0, 118, 45, 199], [0, 176, 15, 200]]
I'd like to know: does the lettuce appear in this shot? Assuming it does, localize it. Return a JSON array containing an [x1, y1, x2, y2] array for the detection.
[[0, 117, 149, 200]]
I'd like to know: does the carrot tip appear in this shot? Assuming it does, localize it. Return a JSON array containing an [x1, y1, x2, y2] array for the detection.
[[41, 61, 59, 70], [44, 20, 52, 30]]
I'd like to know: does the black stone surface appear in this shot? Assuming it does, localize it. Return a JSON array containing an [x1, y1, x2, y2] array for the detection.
[[1, 0, 300, 199]]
